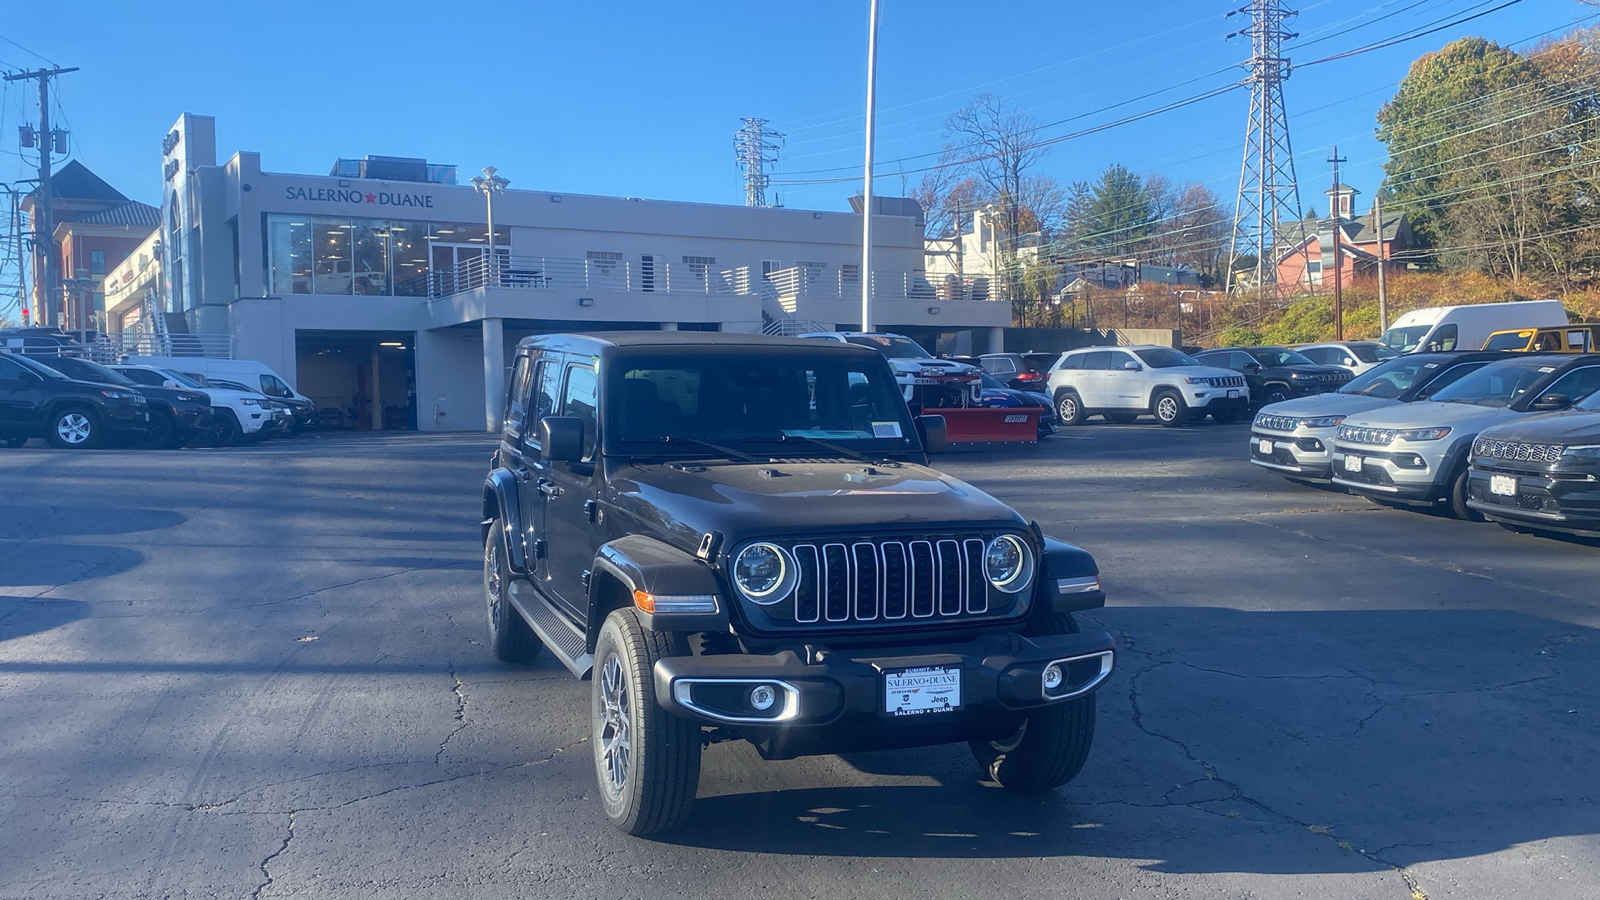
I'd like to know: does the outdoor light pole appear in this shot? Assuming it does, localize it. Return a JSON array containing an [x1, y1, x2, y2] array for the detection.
[[860, 0, 880, 332], [470, 166, 509, 286]]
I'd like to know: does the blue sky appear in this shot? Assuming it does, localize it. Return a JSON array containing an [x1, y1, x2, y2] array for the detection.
[[2, 0, 1594, 221]]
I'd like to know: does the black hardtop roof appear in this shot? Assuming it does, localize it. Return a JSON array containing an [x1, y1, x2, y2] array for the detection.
[[516, 332, 880, 357]]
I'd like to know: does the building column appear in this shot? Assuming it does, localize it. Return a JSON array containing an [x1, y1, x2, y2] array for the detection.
[[660, 322, 678, 331], [987, 326, 1005, 354], [483, 317, 505, 433], [371, 347, 383, 430]]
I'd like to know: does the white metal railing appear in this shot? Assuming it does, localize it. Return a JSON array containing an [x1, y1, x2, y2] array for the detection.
[[111, 332, 234, 359], [417, 255, 758, 299], [761, 266, 984, 305]]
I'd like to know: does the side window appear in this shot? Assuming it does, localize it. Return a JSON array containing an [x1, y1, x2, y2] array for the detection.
[[259, 374, 292, 398], [1566, 330, 1590, 351], [534, 358, 561, 423], [987, 357, 1016, 375], [1420, 362, 1486, 396], [119, 368, 158, 386], [561, 364, 598, 461], [1432, 324, 1459, 351], [0, 355, 29, 380], [1300, 348, 1329, 364], [1547, 366, 1600, 402], [1081, 351, 1112, 371], [506, 354, 531, 426], [1232, 352, 1259, 369], [1057, 354, 1082, 371], [1109, 351, 1138, 370]]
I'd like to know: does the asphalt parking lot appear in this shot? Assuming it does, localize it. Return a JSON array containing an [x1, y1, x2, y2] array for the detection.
[[2, 425, 1597, 900]]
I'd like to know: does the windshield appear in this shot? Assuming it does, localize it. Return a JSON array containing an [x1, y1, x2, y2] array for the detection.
[[1427, 359, 1557, 408], [1135, 348, 1201, 368], [1483, 331, 1534, 351], [1340, 355, 1449, 399], [845, 335, 932, 359], [979, 372, 1006, 390], [33, 355, 135, 386], [1381, 325, 1433, 353], [609, 354, 917, 453], [1353, 343, 1399, 363], [1576, 389, 1600, 410], [1250, 347, 1316, 367]]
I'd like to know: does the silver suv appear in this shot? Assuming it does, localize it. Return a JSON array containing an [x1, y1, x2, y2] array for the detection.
[[1046, 345, 1248, 427], [1331, 354, 1600, 519]]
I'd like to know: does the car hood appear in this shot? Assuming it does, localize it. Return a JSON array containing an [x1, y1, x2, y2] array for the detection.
[[888, 358, 978, 375], [1342, 400, 1524, 433], [1166, 364, 1245, 380], [607, 458, 1026, 551], [1257, 394, 1398, 418], [1477, 409, 1600, 445], [1266, 364, 1353, 378]]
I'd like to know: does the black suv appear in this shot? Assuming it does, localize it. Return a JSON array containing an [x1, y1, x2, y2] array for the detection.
[[31, 355, 213, 448], [1467, 387, 1600, 536], [1193, 345, 1354, 406], [0, 351, 149, 449], [481, 333, 1114, 835]]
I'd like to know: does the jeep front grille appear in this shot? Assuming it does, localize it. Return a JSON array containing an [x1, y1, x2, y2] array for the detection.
[[1472, 438, 1564, 465], [754, 536, 1023, 630]]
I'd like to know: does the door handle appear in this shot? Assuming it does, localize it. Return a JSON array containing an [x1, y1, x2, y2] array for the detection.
[[537, 478, 561, 498]]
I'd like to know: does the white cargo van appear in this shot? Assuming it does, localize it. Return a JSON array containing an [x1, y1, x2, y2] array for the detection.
[[1378, 299, 1568, 354]]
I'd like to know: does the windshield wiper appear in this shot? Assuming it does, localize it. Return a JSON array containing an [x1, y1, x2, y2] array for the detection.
[[628, 436, 758, 461], [743, 433, 871, 462]]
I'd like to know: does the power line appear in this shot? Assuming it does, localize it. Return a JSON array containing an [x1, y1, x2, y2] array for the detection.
[[0, 34, 56, 67], [1299, 0, 1525, 67]]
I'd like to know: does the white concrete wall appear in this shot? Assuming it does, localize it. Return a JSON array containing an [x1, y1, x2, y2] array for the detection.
[[414, 327, 490, 432]]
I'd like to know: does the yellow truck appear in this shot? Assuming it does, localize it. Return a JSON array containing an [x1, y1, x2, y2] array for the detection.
[[1481, 325, 1599, 353]]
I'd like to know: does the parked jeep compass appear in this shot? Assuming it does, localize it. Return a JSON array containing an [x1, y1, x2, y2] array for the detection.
[[1467, 387, 1600, 536], [480, 333, 1114, 835]]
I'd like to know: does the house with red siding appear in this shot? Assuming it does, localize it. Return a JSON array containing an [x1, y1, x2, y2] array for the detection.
[[1275, 184, 1413, 291]]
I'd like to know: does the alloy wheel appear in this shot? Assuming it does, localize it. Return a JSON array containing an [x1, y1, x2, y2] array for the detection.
[[484, 538, 503, 638], [1156, 396, 1179, 423], [56, 413, 92, 445], [598, 653, 632, 795]]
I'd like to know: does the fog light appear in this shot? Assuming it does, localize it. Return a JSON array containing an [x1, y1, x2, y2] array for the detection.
[[1043, 665, 1064, 690], [749, 684, 777, 711]]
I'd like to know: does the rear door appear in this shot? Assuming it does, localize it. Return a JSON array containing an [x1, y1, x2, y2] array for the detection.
[[0, 354, 44, 434], [1075, 351, 1114, 406], [1102, 349, 1144, 407]]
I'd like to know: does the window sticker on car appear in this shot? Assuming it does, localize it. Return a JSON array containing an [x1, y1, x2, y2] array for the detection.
[[872, 421, 903, 438], [1423, 363, 1438, 368], [1540, 367, 1556, 373]]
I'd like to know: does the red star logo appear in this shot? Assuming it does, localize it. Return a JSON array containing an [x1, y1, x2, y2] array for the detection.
[[363, 192, 377, 203]]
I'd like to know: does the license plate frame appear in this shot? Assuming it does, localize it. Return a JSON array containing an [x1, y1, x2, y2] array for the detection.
[[1227, 389, 1240, 399], [1257, 438, 1273, 455], [1343, 454, 1363, 473], [883, 665, 962, 717], [1490, 474, 1517, 497]]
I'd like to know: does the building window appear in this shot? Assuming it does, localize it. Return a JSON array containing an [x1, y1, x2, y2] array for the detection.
[[586, 251, 623, 288], [841, 264, 860, 285], [1307, 260, 1322, 274], [90, 250, 105, 274], [352, 220, 390, 296], [269, 217, 313, 294], [682, 255, 716, 283], [391, 223, 429, 296], [313, 217, 353, 295]]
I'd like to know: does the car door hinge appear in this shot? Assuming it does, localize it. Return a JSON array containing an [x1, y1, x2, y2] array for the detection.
[[533, 539, 547, 559], [583, 500, 598, 523]]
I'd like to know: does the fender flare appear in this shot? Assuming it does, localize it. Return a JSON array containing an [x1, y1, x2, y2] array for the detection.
[[588, 534, 729, 648], [482, 468, 529, 575]]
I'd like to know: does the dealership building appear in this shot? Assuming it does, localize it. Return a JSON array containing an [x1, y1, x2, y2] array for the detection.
[[104, 114, 1009, 431]]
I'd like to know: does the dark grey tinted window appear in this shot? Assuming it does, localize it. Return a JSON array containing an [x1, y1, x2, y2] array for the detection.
[[0, 355, 28, 379], [1081, 351, 1112, 371], [1546, 366, 1600, 403], [562, 365, 598, 461]]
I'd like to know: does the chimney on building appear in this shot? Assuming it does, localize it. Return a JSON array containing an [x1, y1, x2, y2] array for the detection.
[[1325, 183, 1359, 221]]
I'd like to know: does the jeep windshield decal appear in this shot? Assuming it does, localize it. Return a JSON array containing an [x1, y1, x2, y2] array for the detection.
[[609, 356, 916, 456]]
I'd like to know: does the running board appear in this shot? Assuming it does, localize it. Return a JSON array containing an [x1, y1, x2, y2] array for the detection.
[[508, 579, 593, 678]]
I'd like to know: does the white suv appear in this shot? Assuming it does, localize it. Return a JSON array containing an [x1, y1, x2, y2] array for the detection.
[[797, 332, 982, 405], [1045, 345, 1250, 427], [111, 364, 280, 445]]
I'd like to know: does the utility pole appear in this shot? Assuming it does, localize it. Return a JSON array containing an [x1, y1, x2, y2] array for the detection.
[[860, 0, 880, 332], [1329, 146, 1346, 340], [1374, 191, 1388, 332], [1225, 2, 1310, 307], [5, 66, 78, 328], [733, 118, 784, 208]]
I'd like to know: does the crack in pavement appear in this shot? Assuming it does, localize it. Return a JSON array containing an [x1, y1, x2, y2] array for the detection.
[[250, 811, 294, 900], [435, 663, 468, 767]]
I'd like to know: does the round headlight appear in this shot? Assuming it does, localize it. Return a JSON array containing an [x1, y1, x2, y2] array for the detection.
[[733, 542, 795, 604], [984, 535, 1034, 593]]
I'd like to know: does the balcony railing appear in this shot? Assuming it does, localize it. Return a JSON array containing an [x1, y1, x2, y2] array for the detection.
[[411, 254, 757, 299], [760, 266, 990, 311]]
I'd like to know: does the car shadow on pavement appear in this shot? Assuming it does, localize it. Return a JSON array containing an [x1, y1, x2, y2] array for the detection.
[[0, 506, 186, 539], [0, 545, 144, 588], [661, 605, 1600, 877], [0, 598, 91, 643]]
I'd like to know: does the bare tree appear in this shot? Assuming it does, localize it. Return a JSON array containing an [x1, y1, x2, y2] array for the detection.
[[944, 93, 1052, 267]]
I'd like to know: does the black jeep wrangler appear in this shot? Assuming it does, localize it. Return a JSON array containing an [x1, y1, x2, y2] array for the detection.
[[481, 333, 1115, 835]]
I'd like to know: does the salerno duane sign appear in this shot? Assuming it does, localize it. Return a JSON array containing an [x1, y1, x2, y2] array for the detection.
[[283, 186, 436, 208]]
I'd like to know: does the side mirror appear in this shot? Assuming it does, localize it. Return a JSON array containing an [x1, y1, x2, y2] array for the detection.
[[916, 414, 947, 454], [540, 415, 585, 462], [1122, 361, 1141, 371], [1343, 358, 1356, 367], [1531, 393, 1571, 412], [1242, 362, 1261, 372]]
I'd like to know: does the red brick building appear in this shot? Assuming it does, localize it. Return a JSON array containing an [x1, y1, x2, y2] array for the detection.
[[1275, 185, 1412, 291], [20, 161, 158, 328]]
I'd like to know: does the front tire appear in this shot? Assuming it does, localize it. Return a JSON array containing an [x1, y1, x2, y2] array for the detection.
[[971, 609, 1097, 792], [1262, 385, 1291, 406], [1054, 391, 1085, 426], [1448, 466, 1485, 522], [484, 520, 543, 663], [210, 410, 243, 447], [592, 608, 702, 835], [1152, 390, 1188, 427], [1209, 408, 1242, 424], [46, 406, 100, 449]]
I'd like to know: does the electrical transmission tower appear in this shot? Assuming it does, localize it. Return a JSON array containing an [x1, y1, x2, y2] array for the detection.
[[1225, 1, 1312, 301], [734, 117, 784, 208]]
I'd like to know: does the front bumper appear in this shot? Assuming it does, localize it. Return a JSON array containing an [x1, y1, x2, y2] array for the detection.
[[653, 629, 1115, 760], [1466, 467, 1600, 535], [1249, 427, 1335, 480], [1330, 442, 1448, 502], [102, 403, 151, 436], [1189, 391, 1249, 410]]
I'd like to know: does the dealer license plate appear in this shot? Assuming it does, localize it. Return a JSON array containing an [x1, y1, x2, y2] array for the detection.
[[1490, 474, 1517, 497], [884, 666, 961, 717], [1257, 438, 1273, 455], [1343, 454, 1363, 473], [1227, 390, 1240, 398]]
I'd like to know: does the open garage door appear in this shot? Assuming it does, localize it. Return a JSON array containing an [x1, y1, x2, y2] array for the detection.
[[295, 330, 416, 430]]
